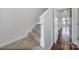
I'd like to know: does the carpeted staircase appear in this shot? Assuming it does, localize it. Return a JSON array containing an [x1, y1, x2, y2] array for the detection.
[[0, 24, 41, 50]]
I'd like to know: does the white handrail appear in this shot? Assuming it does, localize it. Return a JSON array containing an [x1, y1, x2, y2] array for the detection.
[[39, 9, 49, 18]]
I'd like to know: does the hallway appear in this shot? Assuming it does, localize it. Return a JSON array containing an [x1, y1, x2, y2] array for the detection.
[[51, 28, 79, 50]]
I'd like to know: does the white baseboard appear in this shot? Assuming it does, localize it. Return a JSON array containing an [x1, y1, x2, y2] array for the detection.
[[0, 24, 36, 48]]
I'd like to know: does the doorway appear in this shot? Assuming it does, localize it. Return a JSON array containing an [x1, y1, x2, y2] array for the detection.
[[51, 8, 78, 50]]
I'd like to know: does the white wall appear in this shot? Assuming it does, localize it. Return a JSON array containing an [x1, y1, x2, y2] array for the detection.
[[0, 8, 47, 46], [72, 8, 79, 46], [77, 9, 79, 46]]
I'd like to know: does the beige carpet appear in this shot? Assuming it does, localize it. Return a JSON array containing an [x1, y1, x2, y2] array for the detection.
[[1, 24, 40, 50]]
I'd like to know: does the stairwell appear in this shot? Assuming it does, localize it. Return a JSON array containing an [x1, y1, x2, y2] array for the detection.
[[0, 24, 41, 50]]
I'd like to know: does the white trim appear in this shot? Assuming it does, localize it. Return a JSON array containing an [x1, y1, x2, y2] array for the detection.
[[39, 9, 49, 48], [48, 42, 54, 50], [0, 24, 36, 48], [39, 9, 48, 18], [40, 21, 44, 48]]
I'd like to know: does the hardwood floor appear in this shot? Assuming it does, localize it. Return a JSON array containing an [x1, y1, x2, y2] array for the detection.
[[51, 29, 79, 50]]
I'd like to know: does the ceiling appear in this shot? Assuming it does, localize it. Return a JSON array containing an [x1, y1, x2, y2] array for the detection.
[[54, 8, 70, 18]]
